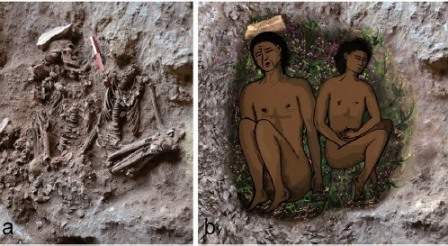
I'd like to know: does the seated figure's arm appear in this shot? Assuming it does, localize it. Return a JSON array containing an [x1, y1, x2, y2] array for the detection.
[[240, 85, 256, 120], [314, 82, 346, 147], [297, 82, 322, 187], [354, 85, 381, 136]]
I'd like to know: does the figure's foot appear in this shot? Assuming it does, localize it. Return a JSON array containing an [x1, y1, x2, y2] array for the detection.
[[247, 190, 268, 210], [265, 188, 290, 212]]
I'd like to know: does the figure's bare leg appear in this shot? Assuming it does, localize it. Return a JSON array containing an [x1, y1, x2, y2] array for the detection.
[[360, 119, 393, 184], [277, 130, 312, 201], [328, 131, 385, 198], [327, 120, 392, 198], [355, 119, 393, 192], [239, 118, 267, 209], [369, 168, 378, 184], [255, 120, 290, 211], [354, 130, 388, 193]]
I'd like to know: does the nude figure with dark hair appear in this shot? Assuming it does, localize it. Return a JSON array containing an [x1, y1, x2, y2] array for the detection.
[[239, 32, 322, 211], [315, 38, 393, 199]]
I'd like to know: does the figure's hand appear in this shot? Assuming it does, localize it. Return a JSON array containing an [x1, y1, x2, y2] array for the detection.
[[336, 138, 347, 147], [312, 175, 323, 193], [340, 129, 359, 141], [344, 129, 359, 139]]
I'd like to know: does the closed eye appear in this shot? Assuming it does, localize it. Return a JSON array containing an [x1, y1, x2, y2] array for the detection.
[[355, 55, 367, 62]]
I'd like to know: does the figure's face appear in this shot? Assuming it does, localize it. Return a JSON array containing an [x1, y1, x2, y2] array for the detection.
[[253, 41, 282, 72], [345, 50, 368, 74]]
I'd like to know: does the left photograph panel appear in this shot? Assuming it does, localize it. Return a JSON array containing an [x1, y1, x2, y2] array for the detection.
[[0, 2, 192, 243]]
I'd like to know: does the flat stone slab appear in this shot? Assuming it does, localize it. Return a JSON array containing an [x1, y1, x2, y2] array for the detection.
[[37, 24, 72, 50], [0, 118, 9, 133]]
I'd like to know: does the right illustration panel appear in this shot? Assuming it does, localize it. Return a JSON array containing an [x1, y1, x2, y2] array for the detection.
[[199, 2, 446, 244]]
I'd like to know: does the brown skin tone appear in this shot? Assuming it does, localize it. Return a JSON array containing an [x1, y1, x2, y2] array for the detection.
[[239, 41, 322, 211], [315, 50, 393, 199]]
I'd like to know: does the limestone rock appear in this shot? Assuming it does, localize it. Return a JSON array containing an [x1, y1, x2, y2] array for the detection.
[[37, 24, 72, 50]]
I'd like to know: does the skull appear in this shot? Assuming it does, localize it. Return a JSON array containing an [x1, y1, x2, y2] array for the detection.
[[48, 40, 79, 67]]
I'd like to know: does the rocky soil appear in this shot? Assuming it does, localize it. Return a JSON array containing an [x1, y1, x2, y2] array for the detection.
[[0, 2, 192, 243], [199, 2, 448, 243]]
